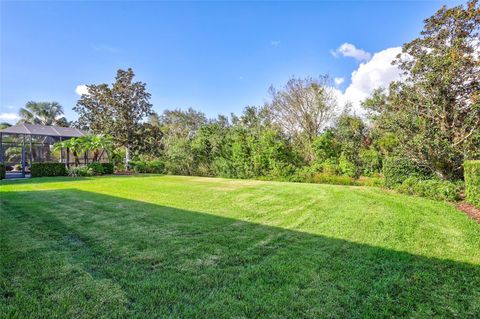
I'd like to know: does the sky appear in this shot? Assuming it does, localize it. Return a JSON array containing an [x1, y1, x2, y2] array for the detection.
[[0, 0, 466, 124]]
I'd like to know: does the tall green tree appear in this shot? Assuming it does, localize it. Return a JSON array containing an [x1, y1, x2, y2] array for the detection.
[[18, 102, 68, 126], [364, 0, 480, 179], [74, 68, 153, 166]]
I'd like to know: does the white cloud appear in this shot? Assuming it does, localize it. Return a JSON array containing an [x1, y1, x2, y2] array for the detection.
[[75, 84, 89, 96], [0, 112, 20, 122], [339, 47, 402, 115], [334, 77, 345, 86], [332, 43, 371, 62], [270, 40, 281, 47]]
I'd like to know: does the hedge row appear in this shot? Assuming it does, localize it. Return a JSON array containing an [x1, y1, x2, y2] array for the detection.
[[31, 163, 67, 177], [464, 160, 480, 207], [0, 163, 5, 180]]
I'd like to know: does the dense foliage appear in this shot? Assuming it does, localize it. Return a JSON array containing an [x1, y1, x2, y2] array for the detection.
[[382, 157, 431, 188], [464, 160, 480, 207], [0, 164, 5, 180], [31, 163, 67, 177], [364, 1, 480, 180], [101, 163, 114, 175]]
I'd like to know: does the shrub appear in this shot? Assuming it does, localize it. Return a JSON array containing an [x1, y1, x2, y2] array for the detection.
[[147, 160, 165, 173], [87, 162, 105, 175], [397, 177, 463, 202], [360, 148, 382, 176], [130, 160, 165, 174], [67, 166, 92, 177], [383, 157, 431, 188], [290, 166, 319, 183], [338, 153, 357, 177], [31, 163, 67, 177], [311, 173, 358, 186], [0, 163, 5, 180], [320, 159, 339, 175], [464, 160, 480, 207], [101, 163, 114, 175], [358, 176, 384, 187]]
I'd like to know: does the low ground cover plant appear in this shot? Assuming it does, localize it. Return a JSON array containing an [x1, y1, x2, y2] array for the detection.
[[87, 162, 105, 175], [67, 166, 92, 177], [67, 163, 114, 177]]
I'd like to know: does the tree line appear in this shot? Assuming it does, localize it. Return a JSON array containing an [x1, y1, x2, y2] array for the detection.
[[6, 1, 480, 184]]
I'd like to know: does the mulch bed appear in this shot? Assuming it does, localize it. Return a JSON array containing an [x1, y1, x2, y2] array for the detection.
[[114, 171, 134, 175], [456, 202, 480, 223]]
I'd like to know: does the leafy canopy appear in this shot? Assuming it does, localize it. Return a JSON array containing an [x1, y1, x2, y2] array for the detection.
[[364, 0, 480, 179], [74, 68, 154, 163]]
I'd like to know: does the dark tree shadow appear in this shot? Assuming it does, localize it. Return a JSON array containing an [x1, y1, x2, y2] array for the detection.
[[1, 189, 479, 318]]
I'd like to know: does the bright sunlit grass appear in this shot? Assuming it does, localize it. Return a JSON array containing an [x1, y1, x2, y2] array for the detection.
[[1, 175, 479, 318]]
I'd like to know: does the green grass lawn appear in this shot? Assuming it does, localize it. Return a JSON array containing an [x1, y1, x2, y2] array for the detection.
[[1, 175, 479, 318]]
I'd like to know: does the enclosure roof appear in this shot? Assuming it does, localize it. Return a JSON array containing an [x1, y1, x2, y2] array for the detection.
[[0, 123, 88, 137]]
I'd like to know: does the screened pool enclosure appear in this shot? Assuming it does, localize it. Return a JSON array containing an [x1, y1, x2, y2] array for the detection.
[[0, 124, 108, 178]]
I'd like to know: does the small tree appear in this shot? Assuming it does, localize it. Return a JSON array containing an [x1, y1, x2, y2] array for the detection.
[[82, 135, 113, 162], [53, 134, 112, 166], [53, 138, 83, 166]]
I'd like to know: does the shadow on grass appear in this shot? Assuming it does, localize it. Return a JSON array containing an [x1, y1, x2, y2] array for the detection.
[[0, 174, 170, 186], [0, 176, 94, 185], [1, 188, 479, 318]]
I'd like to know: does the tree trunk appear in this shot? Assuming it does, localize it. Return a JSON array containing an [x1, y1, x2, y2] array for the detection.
[[125, 145, 131, 170], [73, 151, 80, 166]]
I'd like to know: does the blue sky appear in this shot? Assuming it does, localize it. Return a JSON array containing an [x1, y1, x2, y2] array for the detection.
[[0, 0, 464, 123]]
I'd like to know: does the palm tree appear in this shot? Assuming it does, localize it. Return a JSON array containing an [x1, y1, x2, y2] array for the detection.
[[81, 134, 112, 162], [53, 138, 83, 166], [0, 122, 12, 130], [53, 134, 112, 166], [18, 101, 69, 127]]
